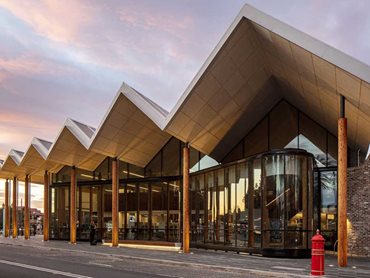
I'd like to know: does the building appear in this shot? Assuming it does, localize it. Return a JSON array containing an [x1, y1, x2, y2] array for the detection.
[[1, 5, 370, 262]]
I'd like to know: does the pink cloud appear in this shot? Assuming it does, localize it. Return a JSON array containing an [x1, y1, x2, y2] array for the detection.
[[0, 54, 77, 78], [118, 8, 194, 37], [0, 0, 96, 45]]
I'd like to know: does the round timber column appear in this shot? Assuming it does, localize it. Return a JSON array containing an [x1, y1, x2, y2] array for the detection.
[[338, 117, 348, 267], [24, 175, 30, 240], [182, 144, 190, 253], [70, 166, 77, 244], [12, 177, 18, 238], [112, 157, 119, 247], [43, 171, 49, 241], [4, 179, 10, 237]]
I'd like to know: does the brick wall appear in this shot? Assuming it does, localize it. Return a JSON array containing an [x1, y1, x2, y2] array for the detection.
[[347, 158, 370, 257]]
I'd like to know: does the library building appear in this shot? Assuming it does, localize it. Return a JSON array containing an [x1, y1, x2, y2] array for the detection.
[[1, 5, 370, 264]]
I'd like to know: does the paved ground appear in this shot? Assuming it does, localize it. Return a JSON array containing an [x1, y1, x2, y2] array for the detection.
[[0, 236, 369, 277]]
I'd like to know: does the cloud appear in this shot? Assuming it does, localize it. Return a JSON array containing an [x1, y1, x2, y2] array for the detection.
[[247, 0, 370, 66], [0, 0, 96, 45]]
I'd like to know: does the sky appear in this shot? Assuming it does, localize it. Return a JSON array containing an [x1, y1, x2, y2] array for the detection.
[[1, 0, 370, 210]]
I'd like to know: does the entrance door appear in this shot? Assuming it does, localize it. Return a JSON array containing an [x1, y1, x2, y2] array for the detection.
[[314, 168, 338, 250]]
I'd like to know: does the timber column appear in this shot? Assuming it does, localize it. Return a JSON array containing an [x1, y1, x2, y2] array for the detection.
[[4, 179, 10, 237], [70, 166, 77, 244], [24, 175, 30, 240], [338, 95, 348, 267], [12, 177, 18, 238], [43, 171, 49, 241], [182, 144, 190, 253], [112, 157, 119, 247]]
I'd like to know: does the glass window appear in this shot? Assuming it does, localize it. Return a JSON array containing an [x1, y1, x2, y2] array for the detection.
[[77, 186, 91, 240], [168, 180, 180, 242], [138, 183, 149, 240], [206, 172, 214, 242], [126, 183, 137, 240], [50, 186, 69, 240], [128, 164, 145, 179], [215, 169, 225, 243], [190, 175, 205, 243], [77, 169, 94, 181], [223, 141, 244, 163], [162, 138, 180, 176], [119, 161, 129, 179], [244, 117, 268, 157], [151, 182, 168, 241], [236, 163, 248, 247], [119, 183, 125, 239], [199, 154, 219, 171], [90, 186, 100, 239], [252, 159, 262, 248], [145, 152, 162, 177], [94, 157, 110, 180], [299, 114, 327, 167], [55, 166, 72, 183], [270, 101, 298, 149], [262, 155, 285, 248], [327, 134, 338, 166], [102, 185, 112, 240], [285, 155, 308, 249], [320, 170, 337, 249], [189, 148, 200, 173], [225, 166, 236, 246]]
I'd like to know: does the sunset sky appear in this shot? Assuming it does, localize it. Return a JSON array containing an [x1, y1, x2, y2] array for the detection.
[[1, 0, 370, 210]]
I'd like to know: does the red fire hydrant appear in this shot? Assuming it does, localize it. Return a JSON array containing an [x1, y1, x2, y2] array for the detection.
[[311, 229, 325, 276]]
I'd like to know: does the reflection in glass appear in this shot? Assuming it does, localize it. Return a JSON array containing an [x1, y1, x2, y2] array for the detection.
[[151, 183, 167, 241], [253, 159, 262, 248], [320, 171, 337, 249], [261, 152, 313, 252], [169, 181, 180, 242], [263, 155, 285, 248], [126, 184, 137, 240], [50, 186, 69, 240], [77, 186, 91, 240], [138, 184, 149, 240], [236, 163, 247, 247]]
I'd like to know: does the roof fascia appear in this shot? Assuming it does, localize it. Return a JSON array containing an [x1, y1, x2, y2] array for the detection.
[[121, 82, 168, 129], [65, 118, 93, 149], [9, 149, 24, 165]]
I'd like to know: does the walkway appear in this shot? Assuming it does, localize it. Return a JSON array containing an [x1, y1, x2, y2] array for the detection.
[[0, 236, 369, 277]]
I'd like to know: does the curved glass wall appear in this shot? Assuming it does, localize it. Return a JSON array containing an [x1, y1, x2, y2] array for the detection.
[[261, 150, 313, 257], [190, 149, 314, 257]]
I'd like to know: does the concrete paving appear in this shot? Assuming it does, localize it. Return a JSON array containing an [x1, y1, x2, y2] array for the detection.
[[0, 235, 369, 277]]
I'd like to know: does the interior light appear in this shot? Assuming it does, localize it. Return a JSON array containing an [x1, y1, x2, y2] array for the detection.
[[80, 174, 94, 179], [122, 170, 144, 178]]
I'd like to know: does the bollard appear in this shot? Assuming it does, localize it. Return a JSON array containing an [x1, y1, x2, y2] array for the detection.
[[311, 229, 325, 276]]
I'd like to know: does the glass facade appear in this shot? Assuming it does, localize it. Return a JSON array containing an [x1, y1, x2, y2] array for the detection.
[[190, 149, 314, 257], [223, 100, 341, 168], [49, 100, 340, 257]]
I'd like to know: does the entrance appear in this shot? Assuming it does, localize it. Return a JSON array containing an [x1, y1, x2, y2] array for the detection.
[[314, 168, 338, 250]]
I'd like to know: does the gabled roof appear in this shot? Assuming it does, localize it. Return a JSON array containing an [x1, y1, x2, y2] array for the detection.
[[46, 118, 105, 170], [89, 83, 171, 167], [1, 4, 370, 181], [163, 4, 370, 160], [20, 138, 61, 175], [0, 149, 44, 183]]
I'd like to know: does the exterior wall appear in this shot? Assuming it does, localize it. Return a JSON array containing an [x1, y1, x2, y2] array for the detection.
[[347, 158, 370, 257]]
